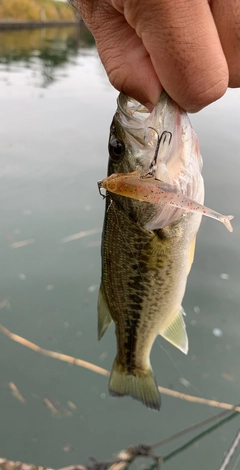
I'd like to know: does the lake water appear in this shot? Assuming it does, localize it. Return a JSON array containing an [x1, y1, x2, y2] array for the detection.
[[0, 25, 240, 470]]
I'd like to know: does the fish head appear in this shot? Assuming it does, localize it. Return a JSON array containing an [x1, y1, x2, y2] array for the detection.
[[107, 92, 204, 229], [108, 95, 154, 176]]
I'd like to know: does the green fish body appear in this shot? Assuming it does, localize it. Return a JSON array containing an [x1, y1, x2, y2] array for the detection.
[[98, 92, 204, 410]]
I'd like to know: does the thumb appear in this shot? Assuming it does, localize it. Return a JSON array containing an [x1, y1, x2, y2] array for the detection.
[[75, 0, 162, 106]]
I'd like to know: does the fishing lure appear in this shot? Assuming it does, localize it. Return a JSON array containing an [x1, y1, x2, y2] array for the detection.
[[98, 171, 234, 232]]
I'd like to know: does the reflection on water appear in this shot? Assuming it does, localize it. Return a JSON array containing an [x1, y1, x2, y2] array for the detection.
[[0, 25, 240, 470], [0, 24, 94, 86]]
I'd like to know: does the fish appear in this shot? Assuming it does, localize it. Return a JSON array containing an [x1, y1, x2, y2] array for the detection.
[[99, 172, 233, 232], [97, 91, 233, 411]]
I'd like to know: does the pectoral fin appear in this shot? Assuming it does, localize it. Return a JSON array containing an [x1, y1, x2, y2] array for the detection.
[[98, 283, 113, 340], [160, 306, 188, 354], [187, 236, 196, 275]]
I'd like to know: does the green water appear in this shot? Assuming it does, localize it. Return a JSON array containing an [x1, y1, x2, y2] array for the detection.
[[0, 25, 240, 470]]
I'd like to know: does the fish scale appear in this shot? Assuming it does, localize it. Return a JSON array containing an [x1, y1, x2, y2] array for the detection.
[[99, 189, 196, 409], [97, 91, 232, 411]]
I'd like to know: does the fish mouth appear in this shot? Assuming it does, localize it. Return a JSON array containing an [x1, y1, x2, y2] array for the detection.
[[116, 92, 203, 191], [117, 94, 174, 179], [117, 94, 150, 124]]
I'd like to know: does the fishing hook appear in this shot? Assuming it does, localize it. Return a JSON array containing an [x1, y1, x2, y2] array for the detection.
[[97, 180, 106, 199], [145, 129, 172, 177], [97, 181, 114, 213]]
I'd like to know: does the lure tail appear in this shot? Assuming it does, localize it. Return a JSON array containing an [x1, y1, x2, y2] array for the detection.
[[221, 215, 234, 233], [109, 358, 161, 411]]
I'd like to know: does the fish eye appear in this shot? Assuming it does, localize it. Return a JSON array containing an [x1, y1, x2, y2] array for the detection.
[[109, 139, 125, 162]]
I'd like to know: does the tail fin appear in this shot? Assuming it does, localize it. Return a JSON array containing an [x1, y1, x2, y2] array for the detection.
[[109, 358, 161, 411], [222, 215, 234, 233]]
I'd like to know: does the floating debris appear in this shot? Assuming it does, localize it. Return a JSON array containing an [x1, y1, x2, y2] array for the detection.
[[213, 328, 223, 337], [194, 306, 200, 314], [221, 373, 235, 383], [8, 382, 25, 404], [67, 401, 77, 410], [44, 398, 72, 417], [19, 273, 26, 281], [0, 299, 10, 310], [45, 285, 54, 291], [63, 445, 74, 453], [61, 228, 101, 244], [10, 239, 35, 249], [43, 398, 59, 416], [86, 241, 101, 248], [179, 378, 191, 388], [22, 210, 32, 216], [88, 285, 98, 293], [220, 273, 230, 280], [99, 351, 108, 361]]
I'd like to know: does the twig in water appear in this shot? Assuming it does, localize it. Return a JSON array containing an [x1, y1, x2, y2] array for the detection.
[[218, 429, 240, 470], [0, 322, 239, 414], [0, 461, 86, 470]]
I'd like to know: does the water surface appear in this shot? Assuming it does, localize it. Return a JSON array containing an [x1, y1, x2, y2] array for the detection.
[[0, 25, 240, 470]]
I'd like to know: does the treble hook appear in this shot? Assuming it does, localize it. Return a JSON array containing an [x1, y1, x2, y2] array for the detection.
[[97, 180, 106, 199], [146, 128, 172, 177]]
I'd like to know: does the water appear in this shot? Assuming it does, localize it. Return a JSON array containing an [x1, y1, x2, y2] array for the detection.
[[0, 25, 240, 470]]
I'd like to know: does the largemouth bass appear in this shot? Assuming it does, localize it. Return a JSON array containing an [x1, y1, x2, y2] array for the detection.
[[98, 92, 232, 411]]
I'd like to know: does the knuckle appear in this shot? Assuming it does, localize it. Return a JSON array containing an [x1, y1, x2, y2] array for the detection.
[[108, 61, 133, 94], [183, 65, 229, 111], [228, 64, 240, 87]]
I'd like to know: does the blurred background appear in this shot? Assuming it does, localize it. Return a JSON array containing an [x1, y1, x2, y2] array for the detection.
[[0, 3, 240, 470]]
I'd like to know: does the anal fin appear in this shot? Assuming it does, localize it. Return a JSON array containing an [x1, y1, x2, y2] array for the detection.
[[98, 283, 113, 340], [160, 306, 188, 354]]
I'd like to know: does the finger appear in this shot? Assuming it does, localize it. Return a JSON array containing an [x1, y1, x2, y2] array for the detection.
[[117, 0, 229, 111], [211, 0, 240, 87], [75, 0, 162, 106]]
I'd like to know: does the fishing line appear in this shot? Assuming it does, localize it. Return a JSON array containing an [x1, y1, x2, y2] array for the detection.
[[152, 404, 240, 449], [163, 411, 239, 463], [156, 338, 201, 396]]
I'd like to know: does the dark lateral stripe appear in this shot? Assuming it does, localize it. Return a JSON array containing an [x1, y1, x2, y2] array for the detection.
[[123, 287, 145, 370]]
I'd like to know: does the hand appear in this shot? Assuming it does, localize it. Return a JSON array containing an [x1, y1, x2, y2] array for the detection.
[[75, 0, 240, 112]]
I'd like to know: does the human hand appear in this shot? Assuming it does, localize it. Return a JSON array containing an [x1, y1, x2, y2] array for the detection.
[[75, 0, 240, 112]]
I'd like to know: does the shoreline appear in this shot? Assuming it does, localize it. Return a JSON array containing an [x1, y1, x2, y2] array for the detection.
[[0, 20, 80, 30]]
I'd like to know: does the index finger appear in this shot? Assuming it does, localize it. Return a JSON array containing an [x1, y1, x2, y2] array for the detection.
[[114, 0, 229, 111]]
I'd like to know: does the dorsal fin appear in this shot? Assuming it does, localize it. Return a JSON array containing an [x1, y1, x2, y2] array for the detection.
[[160, 306, 188, 354]]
